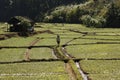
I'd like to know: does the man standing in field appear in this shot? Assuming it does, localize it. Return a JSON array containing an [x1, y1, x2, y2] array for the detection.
[[56, 34, 60, 47]]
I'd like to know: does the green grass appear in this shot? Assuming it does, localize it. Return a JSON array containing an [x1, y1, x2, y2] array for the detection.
[[1, 23, 120, 80], [0, 48, 54, 62], [0, 49, 25, 62], [34, 38, 56, 46], [65, 30, 120, 59], [80, 60, 120, 80], [0, 33, 55, 46], [0, 37, 35, 46], [67, 44, 120, 58], [0, 62, 69, 80], [30, 48, 54, 59]]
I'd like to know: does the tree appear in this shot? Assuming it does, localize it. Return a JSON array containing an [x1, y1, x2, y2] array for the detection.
[[106, 2, 120, 27]]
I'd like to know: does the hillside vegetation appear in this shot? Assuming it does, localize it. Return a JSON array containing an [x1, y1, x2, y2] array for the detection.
[[0, 0, 86, 21], [0, 0, 120, 28], [44, 0, 120, 28]]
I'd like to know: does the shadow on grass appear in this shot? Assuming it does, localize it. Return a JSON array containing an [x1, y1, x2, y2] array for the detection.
[[0, 58, 120, 64], [63, 42, 120, 47], [0, 45, 54, 49]]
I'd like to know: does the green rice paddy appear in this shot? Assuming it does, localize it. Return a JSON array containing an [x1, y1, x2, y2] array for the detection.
[[0, 23, 120, 80]]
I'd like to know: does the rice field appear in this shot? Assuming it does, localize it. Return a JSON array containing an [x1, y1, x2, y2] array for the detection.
[[0, 23, 120, 80]]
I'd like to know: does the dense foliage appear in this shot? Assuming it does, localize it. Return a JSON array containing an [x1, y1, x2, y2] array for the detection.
[[44, 0, 120, 28], [0, 0, 120, 28], [106, 2, 120, 27], [0, 0, 86, 21]]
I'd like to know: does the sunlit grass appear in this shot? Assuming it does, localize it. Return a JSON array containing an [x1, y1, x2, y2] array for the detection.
[[0, 62, 69, 80], [0, 49, 25, 62], [30, 48, 53, 59], [0, 37, 35, 46], [67, 44, 120, 58], [1, 23, 120, 80], [80, 60, 120, 80]]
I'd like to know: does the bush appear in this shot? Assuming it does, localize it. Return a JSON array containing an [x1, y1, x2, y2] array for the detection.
[[44, 6, 67, 23], [81, 15, 106, 28], [43, 15, 53, 22], [20, 21, 32, 32], [44, 5, 89, 23], [105, 2, 120, 27], [43, 0, 119, 28]]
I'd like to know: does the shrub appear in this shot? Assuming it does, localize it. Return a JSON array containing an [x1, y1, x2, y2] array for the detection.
[[105, 2, 120, 27], [43, 15, 53, 22], [81, 15, 106, 28]]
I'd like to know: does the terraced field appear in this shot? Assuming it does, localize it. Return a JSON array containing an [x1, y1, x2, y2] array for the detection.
[[0, 23, 120, 80]]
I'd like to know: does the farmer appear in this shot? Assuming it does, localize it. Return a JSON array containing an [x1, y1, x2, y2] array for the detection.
[[56, 34, 60, 46]]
